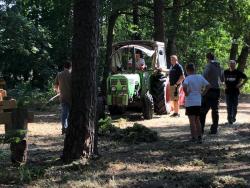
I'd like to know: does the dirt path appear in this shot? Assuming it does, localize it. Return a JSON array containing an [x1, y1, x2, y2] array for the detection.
[[0, 100, 249, 187]]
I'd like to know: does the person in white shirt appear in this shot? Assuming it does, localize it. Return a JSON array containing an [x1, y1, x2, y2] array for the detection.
[[183, 63, 210, 143], [128, 50, 146, 70]]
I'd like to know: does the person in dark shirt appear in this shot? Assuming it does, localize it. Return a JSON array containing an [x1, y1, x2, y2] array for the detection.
[[200, 52, 224, 134], [224, 60, 248, 124], [169, 55, 185, 117]]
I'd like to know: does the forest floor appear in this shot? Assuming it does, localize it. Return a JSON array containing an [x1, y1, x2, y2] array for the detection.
[[0, 95, 250, 188]]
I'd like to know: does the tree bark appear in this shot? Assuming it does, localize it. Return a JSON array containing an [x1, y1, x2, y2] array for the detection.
[[166, 0, 181, 67], [237, 35, 250, 72], [62, 0, 99, 163], [132, 0, 141, 40], [229, 37, 238, 60], [102, 11, 120, 95], [153, 0, 165, 42], [6, 108, 29, 165]]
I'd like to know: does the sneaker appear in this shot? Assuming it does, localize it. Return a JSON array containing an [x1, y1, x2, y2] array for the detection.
[[170, 113, 180, 117]]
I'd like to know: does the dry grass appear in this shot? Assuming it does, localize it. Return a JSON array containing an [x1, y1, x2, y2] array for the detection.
[[0, 100, 250, 187]]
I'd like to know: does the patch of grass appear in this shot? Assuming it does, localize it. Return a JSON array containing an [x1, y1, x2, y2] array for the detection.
[[213, 176, 248, 188], [13, 165, 46, 184], [189, 159, 206, 167]]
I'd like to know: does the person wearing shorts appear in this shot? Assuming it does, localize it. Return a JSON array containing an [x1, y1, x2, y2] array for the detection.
[[169, 55, 185, 117], [183, 63, 210, 143]]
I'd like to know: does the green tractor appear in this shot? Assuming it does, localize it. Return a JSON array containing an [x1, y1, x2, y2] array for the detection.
[[106, 40, 171, 119]]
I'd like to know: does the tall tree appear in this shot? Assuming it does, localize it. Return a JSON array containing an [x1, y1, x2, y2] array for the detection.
[[166, 0, 181, 66], [132, 0, 141, 40], [62, 0, 99, 162], [153, 0, 165, 42], [237, 35, 250, 72]]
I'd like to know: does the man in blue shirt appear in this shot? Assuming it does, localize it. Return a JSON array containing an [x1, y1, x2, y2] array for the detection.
[[169, 55, 185, 117]]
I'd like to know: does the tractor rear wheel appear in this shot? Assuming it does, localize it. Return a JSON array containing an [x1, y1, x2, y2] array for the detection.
[[142, 91, 154, 119], [150, 73, 171, 115]]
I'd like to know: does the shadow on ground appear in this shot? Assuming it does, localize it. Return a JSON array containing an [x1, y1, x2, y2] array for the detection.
[[1, 120, 249, 187]]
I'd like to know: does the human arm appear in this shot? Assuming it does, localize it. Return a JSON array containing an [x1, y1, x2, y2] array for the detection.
[[202, 83, 211, 96], [201, 76, 211, 96], [220, 67, 224, 83], [54, 74, 60, 93], [182, 83, 189, 97], [174, 64, 185, 87], [203, 64, 210, 80], [236, 74, 248, 88], [175, 74, 185, 87]]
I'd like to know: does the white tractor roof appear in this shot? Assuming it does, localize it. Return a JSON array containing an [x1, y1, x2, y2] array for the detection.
[[113, 44, 155, 57]]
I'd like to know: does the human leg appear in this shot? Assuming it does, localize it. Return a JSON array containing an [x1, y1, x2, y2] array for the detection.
[[231, 94, 239, 123], [226, 94, 233, 124], [188, 115, 197, 139], [200, 96, 210, 134], [61, 102, 70, 133], [173, 100, 179, 114], [210, 90, 220, 133], [195, 116, 202, 137]]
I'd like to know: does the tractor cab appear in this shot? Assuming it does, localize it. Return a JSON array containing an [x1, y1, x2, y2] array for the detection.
[[111, 41, 168, 74]]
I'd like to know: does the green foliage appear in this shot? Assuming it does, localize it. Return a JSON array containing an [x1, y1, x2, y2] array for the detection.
[[98, 117, 158, 143], [18, 165, 46, 184], [0, 5, 54, 88], [241, 68, 250, 94], [122, 123, 158, 143], [0, 129, 27, 144], [8, 79, 56, 109]]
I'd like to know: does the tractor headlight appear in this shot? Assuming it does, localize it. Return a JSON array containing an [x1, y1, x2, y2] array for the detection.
[[111, 86, 116, 91], [122, 86, 127, 91]]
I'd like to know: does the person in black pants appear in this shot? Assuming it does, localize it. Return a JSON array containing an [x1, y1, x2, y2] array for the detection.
[[224, 60, 248, 124], [200, 52, 224, 134]]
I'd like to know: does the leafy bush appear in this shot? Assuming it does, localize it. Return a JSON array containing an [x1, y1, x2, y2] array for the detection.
[[7, 79, 56, 110], [98, 117, 158, 143], [0, 129, 27, 144]]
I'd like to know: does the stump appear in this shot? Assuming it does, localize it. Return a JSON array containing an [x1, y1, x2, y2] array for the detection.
[[7, 108, 29, 165]]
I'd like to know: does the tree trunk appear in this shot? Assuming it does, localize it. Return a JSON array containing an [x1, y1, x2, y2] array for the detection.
[[102, 12, 119, 95], [166, 0, 181, 67], [237, 36, 250, 72], [132, 0, 141, 40], [154, 0, 165, 42], [7, 108, 29, 165], [229, 37, 238, 60], [62, 0, 99, 163]]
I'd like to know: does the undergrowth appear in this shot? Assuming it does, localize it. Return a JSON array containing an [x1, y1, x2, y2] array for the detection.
[[98, 117, 158, 143]]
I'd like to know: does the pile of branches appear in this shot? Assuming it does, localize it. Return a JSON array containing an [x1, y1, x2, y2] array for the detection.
[[98, 117, 158, 143]]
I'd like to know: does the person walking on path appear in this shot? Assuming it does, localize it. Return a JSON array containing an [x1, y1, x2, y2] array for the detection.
[[183, 63, 210, 143], [224, 60, 248, 124], [169, 55, 185, 117], [54, 61, 72, 134], [200, 52, 224, 134]]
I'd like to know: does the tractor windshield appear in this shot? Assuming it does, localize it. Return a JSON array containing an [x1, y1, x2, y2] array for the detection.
[[111, 45, 155, 73]]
